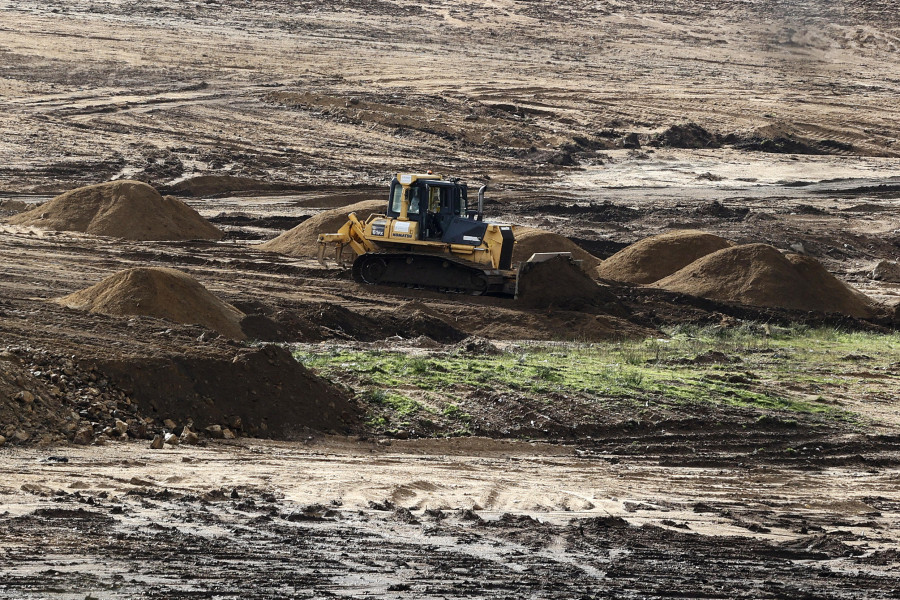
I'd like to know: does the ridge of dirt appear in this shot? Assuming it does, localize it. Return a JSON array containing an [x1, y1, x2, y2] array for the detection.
[[98, 344, 358, 438], [653, 243, 877, 318], [7, 181, 222, 241], [259, 199, 384, 257], [56, 267, 246, 340], [163, 175, 301, 197], [596, 230, 734, 284]]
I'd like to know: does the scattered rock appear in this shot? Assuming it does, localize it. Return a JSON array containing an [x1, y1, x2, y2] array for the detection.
[[114, 419, 128, 435], [222, 428, 236, 439], [872, 260, 900, 282], [180, 427, 200, 445], [205, 424, 224, 439], [163, 419, 177, 430], [0, 435, 5, 446], [150, 434, 164, 449], [164, 432, 179, 446], [72, 426, 94, 445]]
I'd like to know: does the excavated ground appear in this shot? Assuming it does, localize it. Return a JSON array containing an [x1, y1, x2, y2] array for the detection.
[[1, 0, 899, 597]]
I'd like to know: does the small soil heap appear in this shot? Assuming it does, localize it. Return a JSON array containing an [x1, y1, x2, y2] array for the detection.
[[7, 180, 222, 241], [259, 199, 384, 257], [597, 230, 733, 284], [653, 243, 876, 318], [56, 267, 246, 339], [512, 226, 602, 271]]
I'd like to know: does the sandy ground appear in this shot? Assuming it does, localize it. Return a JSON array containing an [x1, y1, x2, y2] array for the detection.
[[1, 0, 900, 597], [2, 437, 900, 598]]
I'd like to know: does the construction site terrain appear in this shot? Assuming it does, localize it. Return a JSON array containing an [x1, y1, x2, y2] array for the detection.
[[1, 1, 899, 598]]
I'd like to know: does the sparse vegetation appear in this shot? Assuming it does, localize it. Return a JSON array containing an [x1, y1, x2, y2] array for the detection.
[[294, 325, 900, 435]]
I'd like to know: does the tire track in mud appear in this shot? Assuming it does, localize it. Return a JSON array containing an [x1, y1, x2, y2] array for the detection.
[[1, 441, 899, 599]]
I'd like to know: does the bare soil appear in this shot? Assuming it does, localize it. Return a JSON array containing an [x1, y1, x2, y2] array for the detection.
[[1, 0, 899, 597]]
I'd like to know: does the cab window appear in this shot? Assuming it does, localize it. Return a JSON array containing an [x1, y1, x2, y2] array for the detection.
[[390, 184, 421, 215]]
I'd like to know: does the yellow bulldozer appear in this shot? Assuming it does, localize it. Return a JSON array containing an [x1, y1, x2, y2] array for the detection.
[[316, 172, 582, 297]]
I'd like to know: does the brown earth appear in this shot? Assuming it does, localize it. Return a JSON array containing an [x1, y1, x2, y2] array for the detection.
[[512, 226, 603, 270], [258, 199, 384, 257], [7, 181, 222, 241], [166, 174, 301, 197], [596, 230, 733, 284], [515, 255, 622, 312], [56, 267, 246, 340], [0, 0, 899, 596], [654, 243, 877, 318]]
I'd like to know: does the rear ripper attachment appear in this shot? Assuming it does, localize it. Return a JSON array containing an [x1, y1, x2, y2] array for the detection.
[[317, 172, 573, 298]]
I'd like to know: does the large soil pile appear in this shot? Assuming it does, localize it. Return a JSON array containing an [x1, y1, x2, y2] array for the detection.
[[259, 199, 384, 257], [7, 180, 222, 241], [56, 267, 246, 340], [653, 244, 876, 318], [512, 226, 602, 271], [597, 231, 733, 284]]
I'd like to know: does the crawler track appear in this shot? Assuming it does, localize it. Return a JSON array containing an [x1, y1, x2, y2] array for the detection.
[[351, 252, 512, 295]]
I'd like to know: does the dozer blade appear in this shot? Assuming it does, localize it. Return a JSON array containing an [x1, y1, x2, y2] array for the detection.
[[515, 253, 623, 312]]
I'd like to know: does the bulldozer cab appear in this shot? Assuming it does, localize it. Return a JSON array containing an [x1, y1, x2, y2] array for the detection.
[[387, 176, 468, 240]]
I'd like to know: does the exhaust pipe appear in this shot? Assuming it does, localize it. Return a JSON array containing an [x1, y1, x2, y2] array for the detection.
[[477, 185, 487, 221]]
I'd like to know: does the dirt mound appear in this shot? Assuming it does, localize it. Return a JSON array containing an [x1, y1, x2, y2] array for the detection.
[[596, 231, 733, 284], [0, 199, 30, 215], [653, 244, 876, 318], [166, 175, 296, 197], [57, 267, 246, 340], [7, 181, 222, 241], [512, 227, 602, 271], [98, 344, 358, 438], [652, 123, 721, 149], [392, 302, 467, 343], [516, 255, 624, 312], [259, 199, 384, 257]]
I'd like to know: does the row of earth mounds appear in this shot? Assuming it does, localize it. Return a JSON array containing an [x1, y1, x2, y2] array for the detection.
[[6, 180, 222, 241], [597, 231, 734, 285], [596, 230, 879, 319]]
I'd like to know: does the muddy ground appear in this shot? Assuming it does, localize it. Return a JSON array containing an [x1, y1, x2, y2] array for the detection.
[[1, 0, 900, 597]]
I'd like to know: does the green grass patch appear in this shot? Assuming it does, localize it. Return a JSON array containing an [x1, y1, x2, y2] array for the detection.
[[295, 325, 899, 430]]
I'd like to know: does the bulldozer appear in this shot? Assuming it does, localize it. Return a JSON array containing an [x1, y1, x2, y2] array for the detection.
[[316, 172, 580, 297]]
